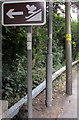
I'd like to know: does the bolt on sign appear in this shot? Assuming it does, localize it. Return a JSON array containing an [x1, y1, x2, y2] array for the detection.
[[2, 0, 46, 26]]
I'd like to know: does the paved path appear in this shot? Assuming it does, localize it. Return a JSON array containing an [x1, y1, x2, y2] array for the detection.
[[58, 67, 77, 118]]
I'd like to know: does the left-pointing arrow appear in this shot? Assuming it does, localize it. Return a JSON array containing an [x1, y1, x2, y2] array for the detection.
[[6, 9, 23, 19]]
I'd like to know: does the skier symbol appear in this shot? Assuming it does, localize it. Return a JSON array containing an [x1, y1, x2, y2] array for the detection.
[[25, 4, 42, 21]]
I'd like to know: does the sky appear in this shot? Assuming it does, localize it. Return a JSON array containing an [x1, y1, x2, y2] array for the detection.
[[58, 4, 78, 21]]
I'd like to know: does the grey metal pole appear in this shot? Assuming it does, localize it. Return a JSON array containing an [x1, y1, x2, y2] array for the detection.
[[65, 1, 72, 95], [77, 8, 79, 59], [0, 1, 2, 100], [46, 1, 53, 107], [77, 9, 79, 119], [27, 26, 32, 118]]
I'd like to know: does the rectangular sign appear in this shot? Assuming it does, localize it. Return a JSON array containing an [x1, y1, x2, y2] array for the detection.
[[2, 0, 46, 26]]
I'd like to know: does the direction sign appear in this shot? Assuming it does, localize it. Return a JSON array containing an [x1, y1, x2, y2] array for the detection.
[[2, 0, 46, 26]]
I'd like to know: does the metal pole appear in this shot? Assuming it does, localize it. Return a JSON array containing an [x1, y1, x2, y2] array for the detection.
[[46, 1, 53, 107], [77, 8, 79, 59], [65, 1, 72, 95], [77, 9, 79, 119], [0, 1, 2, 100], [77, 64, 79, 119], [27, 26, 32, 118]]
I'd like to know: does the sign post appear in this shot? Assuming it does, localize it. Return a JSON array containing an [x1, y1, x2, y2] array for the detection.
[[27, 26, 32, 118], [2, 0, 46, 118]]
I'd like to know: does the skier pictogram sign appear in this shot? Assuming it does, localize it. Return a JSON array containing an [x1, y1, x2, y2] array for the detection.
[[2, 0, 46, 26]]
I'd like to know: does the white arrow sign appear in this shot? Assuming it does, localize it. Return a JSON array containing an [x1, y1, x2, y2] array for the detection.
[[2, 1, 46, 26], [6, 9, 23, 19]]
